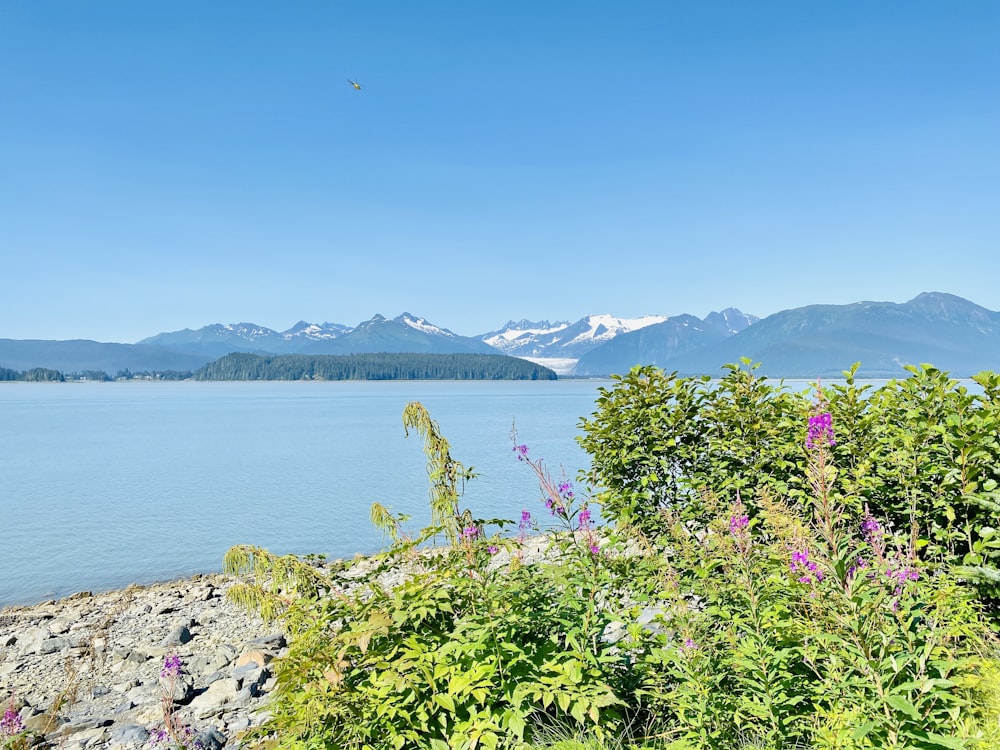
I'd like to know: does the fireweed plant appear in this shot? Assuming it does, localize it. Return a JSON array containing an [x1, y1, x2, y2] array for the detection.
[[224, 403, 647, 750], [0, 698, 28, 750], [150, 655, 202, 749], [221, 364, 1000, 749], [632, 401, 999, 748]]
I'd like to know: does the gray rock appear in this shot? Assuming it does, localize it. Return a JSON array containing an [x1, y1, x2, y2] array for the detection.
[[161, 624, 193, 647], [91, 684, 111, 698], [232, 663, 269, 692], [189, 678, 240, 714], [226, 714, 251, 733], [110, 723, 149, 745], [123, 649, 148, 664], [247, 633, 286, 650], [112, 700, 136, 714], [193, 726, 227, 750]]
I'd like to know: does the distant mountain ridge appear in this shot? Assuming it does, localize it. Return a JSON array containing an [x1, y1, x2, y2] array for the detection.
[[664, 293, 1000, 378], [2, 293, 998, 378]]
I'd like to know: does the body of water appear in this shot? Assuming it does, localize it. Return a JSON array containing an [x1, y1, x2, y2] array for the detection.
[[0, 380, 606, 608]]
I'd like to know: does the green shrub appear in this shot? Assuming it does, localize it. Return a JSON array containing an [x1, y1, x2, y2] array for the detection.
[[222, 371, 1000, 749], [580, 361, 1000, 608], [626, 427, 996, 749], [225, 403, 646, 750]]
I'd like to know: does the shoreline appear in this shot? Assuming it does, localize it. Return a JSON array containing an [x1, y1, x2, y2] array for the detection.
[[1, 572, 281, 749]]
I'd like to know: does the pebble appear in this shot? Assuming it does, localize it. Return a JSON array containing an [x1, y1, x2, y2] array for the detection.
[[0, 574, 284, 748]]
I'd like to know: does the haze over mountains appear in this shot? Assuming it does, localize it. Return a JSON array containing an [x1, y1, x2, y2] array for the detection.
[[1, 294, 998, 378]]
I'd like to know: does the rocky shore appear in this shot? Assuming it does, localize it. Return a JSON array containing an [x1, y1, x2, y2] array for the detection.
[[1, 574, 281, 749]]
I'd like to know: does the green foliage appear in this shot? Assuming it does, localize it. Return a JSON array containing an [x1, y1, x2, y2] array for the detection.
[[580, 361, 1000, 608], [223, 370, 1000, 749], [633, 483, 994, 749], [194, 352, 557, 381], [225, 402, 638, 750], [578, 361, 810, 536]]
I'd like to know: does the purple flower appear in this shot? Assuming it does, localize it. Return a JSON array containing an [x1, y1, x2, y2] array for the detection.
[[519, 510, 532, 529], [861, 512, 881, 543], [847, 557, 868, 579], [557, 481, 574, 499], [806, 411, 836, 449], [513, 444, 529, 461], [149, 728, 169, 745], [887, 563, 919, 596], [589, 542, 601, 556], [487, 545, 499, 555], [729, 514, 749, 535], [789, 549, 824, 585], [577, 507, 592, 530], [679, 638, 698, 655], [460, 526, 480, 541], [1, 705, 24, 737], [161, 654, 183, 678]]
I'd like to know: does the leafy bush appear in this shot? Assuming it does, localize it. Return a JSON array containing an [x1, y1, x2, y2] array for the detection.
[[580, 361, 1000, 607], [630, 449, 996, 748], [225, 403, 646, 750], [223, 370, 1000, 749]]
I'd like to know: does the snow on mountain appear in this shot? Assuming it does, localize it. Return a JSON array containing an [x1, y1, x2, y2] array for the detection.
[[564, 314, 669, 346], [280, 321, 353, 341], [216, 323, 277, 341], [481, 315, 667, 359], [398, 313, 456, 338]]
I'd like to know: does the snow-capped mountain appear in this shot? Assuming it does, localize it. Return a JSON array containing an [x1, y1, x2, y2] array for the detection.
[[319, 313, 494, 354], [477, 314, 669, 374], [281, 321, 353, 341], [138, 321, 354, 358], [481, 315, 668, 359]]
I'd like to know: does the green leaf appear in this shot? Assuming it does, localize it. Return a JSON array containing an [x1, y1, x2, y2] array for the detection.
[[851, 720, 876, 740], [433, 693, 456, 712], [885, 694, 921, 721]]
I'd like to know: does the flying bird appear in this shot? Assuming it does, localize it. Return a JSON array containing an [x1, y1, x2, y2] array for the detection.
[[348, 79, 363, 91]]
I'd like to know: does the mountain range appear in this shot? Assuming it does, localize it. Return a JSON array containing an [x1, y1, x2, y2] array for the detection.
[[1, 293, 998, 378]]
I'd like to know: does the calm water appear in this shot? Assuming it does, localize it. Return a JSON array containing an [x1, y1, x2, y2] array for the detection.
[[0, 380, 606, 608]]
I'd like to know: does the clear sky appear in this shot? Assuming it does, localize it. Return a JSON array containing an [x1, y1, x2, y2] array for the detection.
[[2, 1, 997, 343]]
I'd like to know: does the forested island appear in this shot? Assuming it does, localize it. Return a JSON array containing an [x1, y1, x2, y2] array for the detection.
[[192, 352, 557, 380], [0, 353, 557, 381]]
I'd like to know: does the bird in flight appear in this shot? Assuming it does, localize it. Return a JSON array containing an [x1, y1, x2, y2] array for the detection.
[[348, 79, 363, 91]]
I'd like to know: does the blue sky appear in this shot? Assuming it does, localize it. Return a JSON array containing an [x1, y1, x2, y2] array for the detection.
[[2, 1, 997, 343]]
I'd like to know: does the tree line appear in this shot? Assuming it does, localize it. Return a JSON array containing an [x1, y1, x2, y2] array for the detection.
[[0, 367, 192, 382], [193, 352, 558, 381]]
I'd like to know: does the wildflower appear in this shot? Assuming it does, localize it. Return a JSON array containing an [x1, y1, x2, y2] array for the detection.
[[161, 655, 182, 679], [729, 513, 749, 535], [861, 512, 881, 543], [577, 507, 592, 531], [589, 542, 600, 556], [460, 526, 480, 541], [513, 444, 529, 461], [790, 548, 824, 585], [557, 481, 574, 499], [861, 505, 886, 561], [806, 411, 836, 449], [519, 510, 532, 530], [1, 702, 24, 737], [847, 556, 867, 579], [487, 545, 499, 555], [887, 562, 920, 597], [679, 638, 698, 655]]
